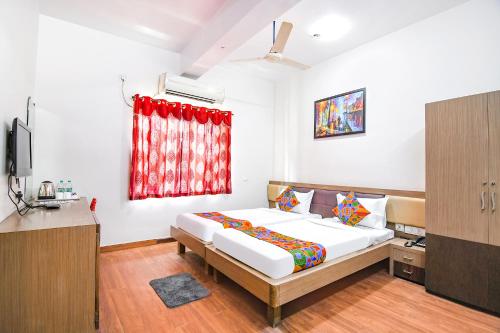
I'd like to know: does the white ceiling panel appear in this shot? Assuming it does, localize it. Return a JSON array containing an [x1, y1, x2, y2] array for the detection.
[[40, 0, 230, 51], [227, 0, 468, 70]]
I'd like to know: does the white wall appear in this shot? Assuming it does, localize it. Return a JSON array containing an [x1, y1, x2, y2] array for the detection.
[[30, 0, 500, 243], [273, 75, 300, 181], [274, 0, 500, 191], [34, 16, 275, 246], [0, 0, 39, 221]]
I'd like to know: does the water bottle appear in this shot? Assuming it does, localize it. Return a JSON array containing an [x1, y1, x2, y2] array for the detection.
[[56, 180, 65, 200], [65, 180, 73, 199]]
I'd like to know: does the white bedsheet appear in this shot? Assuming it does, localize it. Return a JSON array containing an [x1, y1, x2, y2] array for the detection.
[[212, 217, 394, 279], [176, 208, 322, 242]]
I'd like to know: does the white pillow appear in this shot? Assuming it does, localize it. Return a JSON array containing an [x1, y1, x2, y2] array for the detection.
[[336, 193, 388, 229], [291, 190, 314, 214], [275, 189, 314, 214]]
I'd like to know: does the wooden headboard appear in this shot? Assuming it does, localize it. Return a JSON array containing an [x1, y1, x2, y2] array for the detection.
[[267, 181, 425, 228]]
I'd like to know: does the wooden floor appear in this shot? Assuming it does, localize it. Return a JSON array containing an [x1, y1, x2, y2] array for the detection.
[[99, 242, 500, 333]]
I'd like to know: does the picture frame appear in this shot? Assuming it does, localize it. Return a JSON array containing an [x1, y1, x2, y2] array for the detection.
[[314, 88, 366, 139]]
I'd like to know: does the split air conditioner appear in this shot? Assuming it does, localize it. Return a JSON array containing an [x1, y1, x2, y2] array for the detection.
[[156, 73, 225, 104]]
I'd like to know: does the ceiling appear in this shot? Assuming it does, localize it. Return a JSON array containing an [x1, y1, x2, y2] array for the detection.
[[226, 0, 469, 71], [40, 0, 468, 77], [40, 0, 229, 51], [39, 0, 300, 77]]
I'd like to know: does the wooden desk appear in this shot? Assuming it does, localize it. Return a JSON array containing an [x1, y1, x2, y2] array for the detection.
[[0, 198, 100, 332]]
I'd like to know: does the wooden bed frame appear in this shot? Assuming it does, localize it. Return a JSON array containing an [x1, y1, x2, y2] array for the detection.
[[170, 225, 212, 274], [207, 239, 393, 327], [171, 180, 425, 326]]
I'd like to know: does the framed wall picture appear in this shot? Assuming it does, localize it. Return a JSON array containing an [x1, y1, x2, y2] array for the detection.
[[314, 88, 366, 138]]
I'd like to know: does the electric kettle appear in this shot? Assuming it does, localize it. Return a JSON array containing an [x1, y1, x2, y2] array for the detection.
[[38, 181, 56, 200]]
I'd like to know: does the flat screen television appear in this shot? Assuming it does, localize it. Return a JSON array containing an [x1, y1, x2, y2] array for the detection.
[[11, 118, 32, 177]]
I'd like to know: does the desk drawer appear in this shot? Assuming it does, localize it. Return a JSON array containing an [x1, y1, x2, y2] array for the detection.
[[393, 248, 425, 268]]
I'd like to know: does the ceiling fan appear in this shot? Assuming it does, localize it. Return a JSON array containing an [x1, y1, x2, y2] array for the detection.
[[231, 21, 310, 70]]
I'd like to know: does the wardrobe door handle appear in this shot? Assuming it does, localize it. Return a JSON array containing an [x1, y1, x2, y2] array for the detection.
[[481, 191, 486, 210], [403, 269, 413, 275], [491, 191, 496, 212]]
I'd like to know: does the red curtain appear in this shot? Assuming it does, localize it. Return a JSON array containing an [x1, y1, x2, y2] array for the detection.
[[129, 95, 232, 200]]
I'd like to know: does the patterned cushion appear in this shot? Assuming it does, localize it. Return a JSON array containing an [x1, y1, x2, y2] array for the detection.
[[276, 186, 300, 212], [332, 192, 370, 226]]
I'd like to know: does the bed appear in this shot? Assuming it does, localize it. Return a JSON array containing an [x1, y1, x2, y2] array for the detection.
[[171, 207, 321, 273], [176, 208, 321, 242], [206, 181, 425, 327], [213, 218, 394, 279]]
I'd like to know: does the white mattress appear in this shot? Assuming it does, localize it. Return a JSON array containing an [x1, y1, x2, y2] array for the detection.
[[212, 217, 394, 279], [176, 208, 322, 242]]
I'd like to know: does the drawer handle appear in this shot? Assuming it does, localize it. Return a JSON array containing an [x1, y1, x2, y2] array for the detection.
[[403, 256, 414, 262], [403, 269, 413, 275]]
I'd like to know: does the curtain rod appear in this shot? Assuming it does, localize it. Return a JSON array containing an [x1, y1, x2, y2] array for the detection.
[[131, 95, 235, 116]]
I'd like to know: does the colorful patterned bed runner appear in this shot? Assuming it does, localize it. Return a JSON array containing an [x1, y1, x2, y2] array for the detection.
[[241, 227, 326, 273], [195, 212, 326, 273], [194, 212, 253, 231]]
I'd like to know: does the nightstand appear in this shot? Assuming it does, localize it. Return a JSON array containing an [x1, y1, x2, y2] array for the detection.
[[390, 238, 425, 285]]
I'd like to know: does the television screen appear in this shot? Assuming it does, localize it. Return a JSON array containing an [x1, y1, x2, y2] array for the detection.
[[11, 118, 32, 177]]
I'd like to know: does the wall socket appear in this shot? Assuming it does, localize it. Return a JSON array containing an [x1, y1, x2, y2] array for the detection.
[[404, 225, 426, 236], [395, 223, 405, 232]]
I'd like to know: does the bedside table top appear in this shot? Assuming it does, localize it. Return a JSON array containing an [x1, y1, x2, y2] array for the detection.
[[391, 237, 425, 254]]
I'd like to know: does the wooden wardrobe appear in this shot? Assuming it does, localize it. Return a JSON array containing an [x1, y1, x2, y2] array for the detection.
[[426, 90, 500, 314]]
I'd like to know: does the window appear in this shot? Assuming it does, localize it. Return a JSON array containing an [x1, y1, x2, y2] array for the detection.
[[129, 95, 232, 200]]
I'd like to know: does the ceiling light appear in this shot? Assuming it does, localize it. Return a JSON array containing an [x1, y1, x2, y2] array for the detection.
[[135, 25, 170, 41], [309, 14, 352, 42]]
